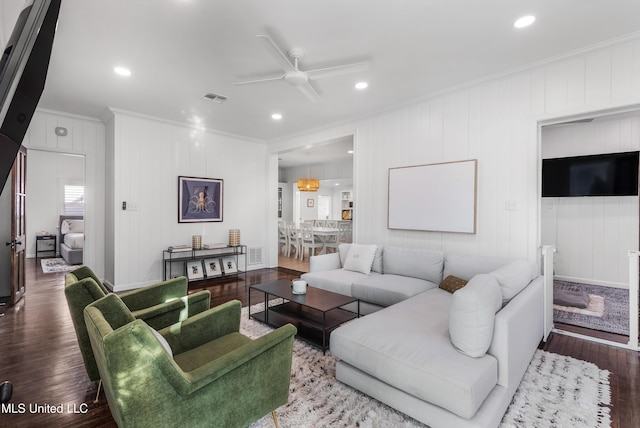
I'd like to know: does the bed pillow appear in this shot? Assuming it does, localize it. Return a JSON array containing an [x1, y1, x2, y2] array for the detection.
[[343, 244, 378, 275], [61, 219, 84, 234], [449, 274, 502, 358]]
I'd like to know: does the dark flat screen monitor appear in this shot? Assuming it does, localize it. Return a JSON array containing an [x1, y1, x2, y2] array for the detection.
[[0, 0, 61, 188], [542, 151, 639, 197]]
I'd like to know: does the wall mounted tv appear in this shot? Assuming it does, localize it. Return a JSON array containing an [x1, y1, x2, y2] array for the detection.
[[542, 151, 639, 197]]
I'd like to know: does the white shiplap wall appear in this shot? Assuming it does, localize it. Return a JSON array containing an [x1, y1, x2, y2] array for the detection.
[[268, 35, 640, 266], [106, 110, 269, 290], [23, 109, 106, 278], [541, 111, 640, 287]]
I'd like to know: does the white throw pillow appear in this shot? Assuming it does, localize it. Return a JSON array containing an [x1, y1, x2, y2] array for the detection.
[[61, 219, 84, 234], [489, 260, 538, 304], [150, 327, 173, 357], [449, 274, 502, 358], [343, 244, 378, 275]]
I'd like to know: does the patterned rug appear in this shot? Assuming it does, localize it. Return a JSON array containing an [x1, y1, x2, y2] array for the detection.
[[242, 305, 611, 428], [40, 258, 80, 273], [553, 280, 629, 335]]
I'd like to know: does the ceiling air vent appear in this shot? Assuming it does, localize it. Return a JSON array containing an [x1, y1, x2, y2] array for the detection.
[[202, 93, 228, 104]]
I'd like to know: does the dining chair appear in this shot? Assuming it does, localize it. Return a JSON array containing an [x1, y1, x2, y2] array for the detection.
[[300, 222, 324, 260], [326, 220, 338, 228], [286, 222, 301, 258], [278, 221, 290, 256], [313, 219, 326, 227]]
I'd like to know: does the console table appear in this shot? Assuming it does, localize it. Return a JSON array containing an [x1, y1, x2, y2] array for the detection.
[[162, 245, 246, 283]]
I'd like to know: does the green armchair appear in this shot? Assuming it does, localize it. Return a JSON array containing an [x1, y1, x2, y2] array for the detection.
[[84, 294, 297, 428], [64, 266, 211, 383]]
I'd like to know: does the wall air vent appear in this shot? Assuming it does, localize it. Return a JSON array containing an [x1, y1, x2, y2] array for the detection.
[[202, 93, 228, 104], [248, 247, 263, 266]]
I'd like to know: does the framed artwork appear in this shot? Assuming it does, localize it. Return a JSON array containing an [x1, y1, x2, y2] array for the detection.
[[222, 257, 238, 274], [307, 199, 314, 208], [186, 260, 205, 281], [204, 258, 222, 277], [178, 176, 223, 223]]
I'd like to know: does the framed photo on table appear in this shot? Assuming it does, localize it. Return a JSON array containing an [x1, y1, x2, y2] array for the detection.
[[222, 257, 237, 274], [178, 176, 223, 223], [204, 258, 222, 277], [186, 260, 204, 281]]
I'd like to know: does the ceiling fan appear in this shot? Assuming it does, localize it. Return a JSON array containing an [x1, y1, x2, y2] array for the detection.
[[233, 35, 369, 103]]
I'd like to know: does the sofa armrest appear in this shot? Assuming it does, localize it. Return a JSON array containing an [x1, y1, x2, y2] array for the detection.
[[120, 277, 188, 311], [160, 300, 241, 353], [130, 290, 211, 330], [174, 323, 297, 395], [310, 252, 342, 272], [488, 275, 543, 394]]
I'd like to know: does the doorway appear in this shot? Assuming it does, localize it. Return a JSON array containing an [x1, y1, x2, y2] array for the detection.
[[276, 135, 354, 272], [540, 110, 640, 344], [26, 150, 85, 271]]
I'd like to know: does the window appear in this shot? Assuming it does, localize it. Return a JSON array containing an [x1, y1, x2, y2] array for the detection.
[[64, 184, 84, 215]]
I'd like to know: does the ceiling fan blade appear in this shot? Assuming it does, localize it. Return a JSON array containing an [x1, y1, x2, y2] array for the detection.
[[233, 74, 285, 85], [297, 82, 321, 103], [305, 62, 369, 80], [256, 35, 296, 72]]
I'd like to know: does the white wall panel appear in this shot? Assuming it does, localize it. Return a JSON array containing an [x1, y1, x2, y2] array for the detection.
[[269, 35, 640, 268], [108, 112, 268, 289]]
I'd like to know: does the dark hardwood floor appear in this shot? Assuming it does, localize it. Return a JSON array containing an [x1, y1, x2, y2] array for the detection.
[[0, 260, 637, 427]]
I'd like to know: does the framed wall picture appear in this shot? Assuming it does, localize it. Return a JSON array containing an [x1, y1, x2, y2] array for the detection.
[[221, 256, 238, 274], [186, 260, 205, 281], [307, 198, 314, 208], [204, 258, 222, 277], [178, 176, 223, 223]]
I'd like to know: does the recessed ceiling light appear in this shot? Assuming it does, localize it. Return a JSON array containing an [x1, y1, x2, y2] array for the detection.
[[514, 15, 535, 28], [355, 82, 368, 90], [271, 113, 282, 120], [114, 66, 131, 76], [347, 150, 354, 154]]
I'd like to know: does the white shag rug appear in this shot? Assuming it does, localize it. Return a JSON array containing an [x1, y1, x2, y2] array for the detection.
[[554, 294, 605, 317], [40, 258, 80, 273], [241, 305, 611, 428]]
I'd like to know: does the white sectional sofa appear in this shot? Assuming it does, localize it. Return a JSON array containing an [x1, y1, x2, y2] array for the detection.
[[301, 244, 544, 428]]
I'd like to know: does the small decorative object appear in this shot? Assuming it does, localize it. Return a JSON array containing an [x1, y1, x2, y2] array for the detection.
[[178, 176, 223, 223], [192, 235, 202, 250], [229, 229, 240, 246], [204, 258, 222, 277], [186, 260, 204, 281], [292, 279, 307, 295], [307, 199, 314, 208], [222, 257, 238, 274]]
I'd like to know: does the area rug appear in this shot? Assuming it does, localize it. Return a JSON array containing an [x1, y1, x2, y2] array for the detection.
[[40, 258, 79, 273], [241, 304, 611, 428], [553, 280, 629, 335]]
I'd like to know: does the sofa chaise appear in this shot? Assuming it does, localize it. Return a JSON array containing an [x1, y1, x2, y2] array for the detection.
[[301, 243, 544, 428]]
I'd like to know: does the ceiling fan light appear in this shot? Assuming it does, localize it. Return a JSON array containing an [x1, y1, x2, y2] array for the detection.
[[297, 178, 320, 192]]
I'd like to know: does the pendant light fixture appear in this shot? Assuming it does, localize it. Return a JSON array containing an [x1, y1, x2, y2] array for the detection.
[[297, 154, 319, 192]]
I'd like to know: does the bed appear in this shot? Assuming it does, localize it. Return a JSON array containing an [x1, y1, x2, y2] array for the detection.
[[59, 215, 84, 265]]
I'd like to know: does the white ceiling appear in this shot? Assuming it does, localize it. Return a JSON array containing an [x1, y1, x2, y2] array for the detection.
[[37, 0, 640, 145]]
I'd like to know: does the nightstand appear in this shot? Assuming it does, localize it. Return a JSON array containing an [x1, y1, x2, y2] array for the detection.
[[35, 233, 56, 259]]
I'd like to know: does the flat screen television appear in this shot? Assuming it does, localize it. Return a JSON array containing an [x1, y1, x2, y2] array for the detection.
[[542, 151, 639, 197], [0, 0, 61, 188]]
